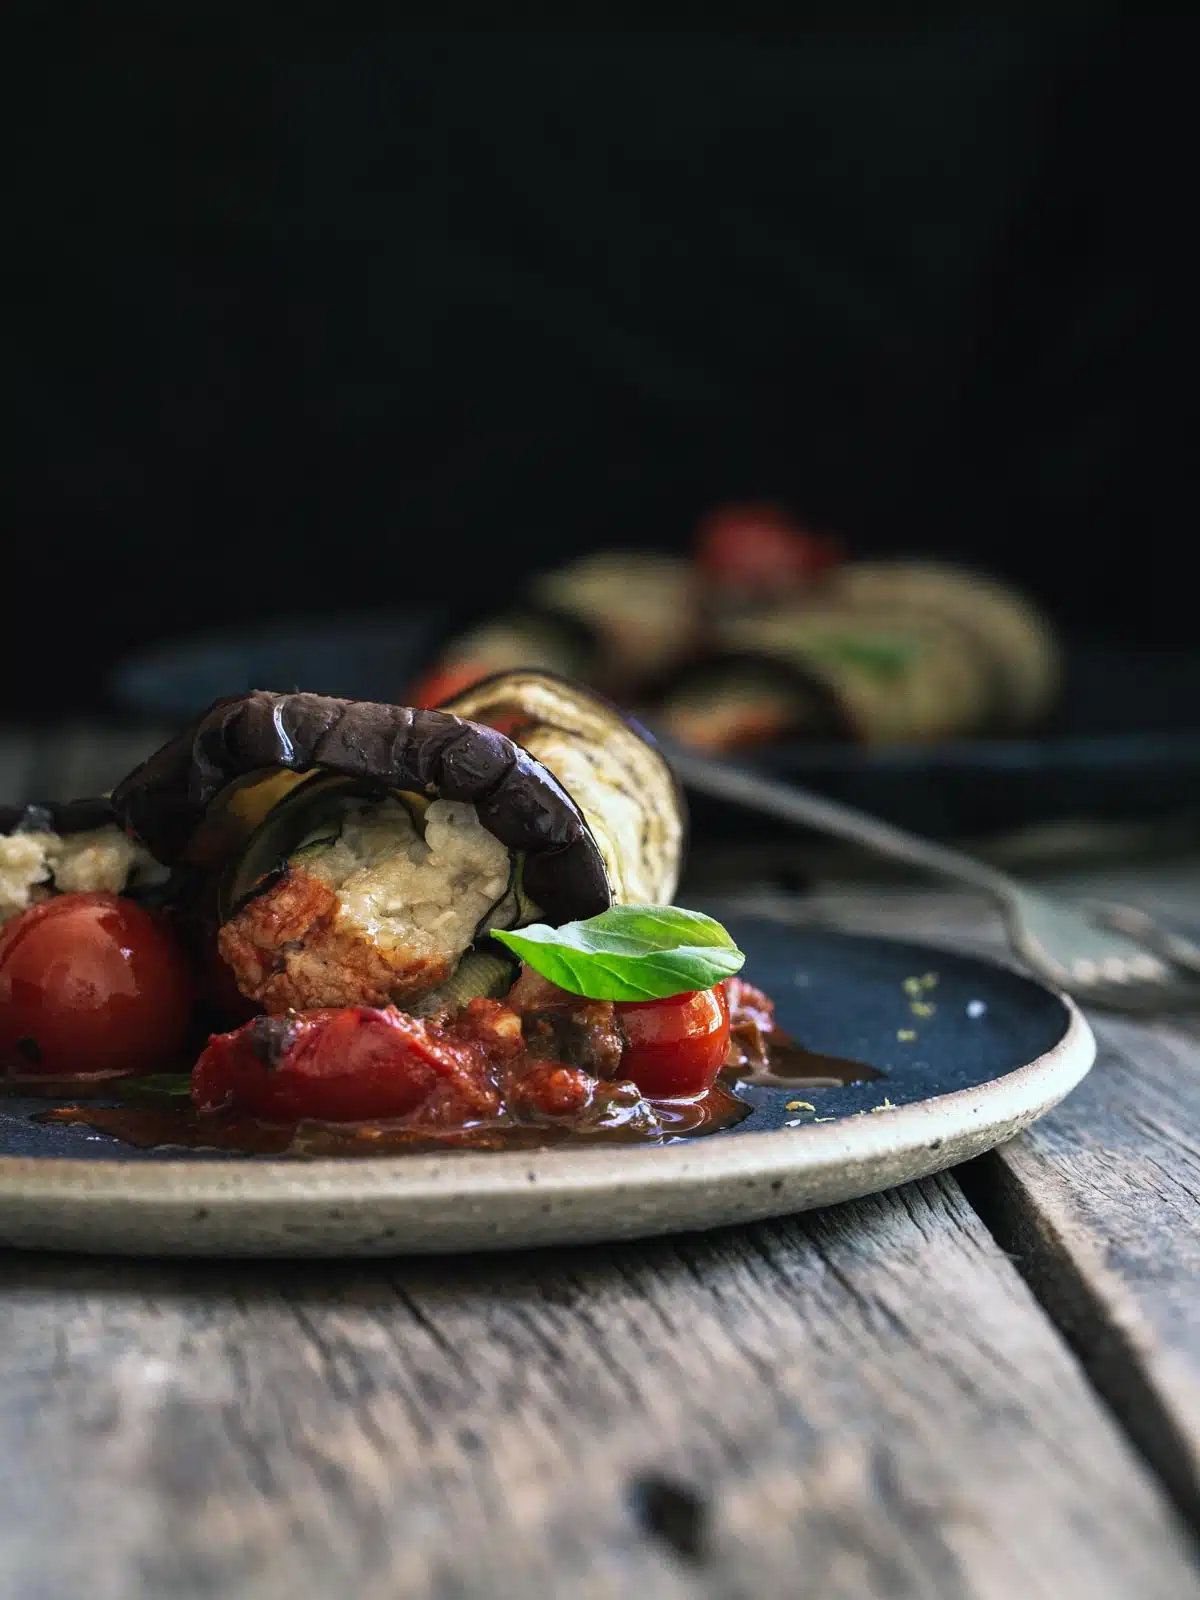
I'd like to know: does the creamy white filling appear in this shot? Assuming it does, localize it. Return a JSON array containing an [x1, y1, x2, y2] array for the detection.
[[0, 826, 157, 924], [298, 798, 513, 967], [0, 833, 53, 923]]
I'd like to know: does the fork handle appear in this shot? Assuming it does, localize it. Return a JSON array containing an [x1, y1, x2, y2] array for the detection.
[[661, 740, 1015, 901]]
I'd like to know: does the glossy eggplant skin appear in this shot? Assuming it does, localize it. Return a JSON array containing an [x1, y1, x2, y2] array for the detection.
[[0, 798, 117, 836], [110, 691, 612, 926]]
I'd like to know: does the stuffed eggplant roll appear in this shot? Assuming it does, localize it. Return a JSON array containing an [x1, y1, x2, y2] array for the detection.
[[111, 685, 682, 1016]]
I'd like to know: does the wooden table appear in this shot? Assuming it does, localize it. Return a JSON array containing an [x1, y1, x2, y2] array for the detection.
[[1, 728, 1199, 1598]]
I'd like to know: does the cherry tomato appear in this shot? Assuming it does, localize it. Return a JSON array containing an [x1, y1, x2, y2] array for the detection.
[[695, 503, 841, 593], [407, 660, 489, 709], [614, 984, 731, 1099], [192, 1005, 500, 1124], [0, 893, 195, 1078]]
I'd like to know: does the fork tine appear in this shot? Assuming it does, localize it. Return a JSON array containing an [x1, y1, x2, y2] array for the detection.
[[1075, 951, 1175, 986], [1072, 973, 1200, 1013], [1081, 899, 1200, 977]]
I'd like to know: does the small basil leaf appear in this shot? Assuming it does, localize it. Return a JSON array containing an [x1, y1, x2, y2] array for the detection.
[[491, 904, 745, 1001]]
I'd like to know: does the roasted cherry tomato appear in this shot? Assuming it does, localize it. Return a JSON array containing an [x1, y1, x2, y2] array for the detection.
[[192, 1005, 501, 1124], [0, 892, 195, 1078], [695, 502, 841, 593], [615, 984, 731, 1099], [408, 660, 489, 709]]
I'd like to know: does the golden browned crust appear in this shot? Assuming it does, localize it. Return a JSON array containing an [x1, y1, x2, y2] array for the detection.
[[217, 869, 453, 1014]]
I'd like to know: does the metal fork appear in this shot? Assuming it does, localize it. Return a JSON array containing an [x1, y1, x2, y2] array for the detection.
[[660, 739, 1200, 1012], [1079, 900, 1200, 976]]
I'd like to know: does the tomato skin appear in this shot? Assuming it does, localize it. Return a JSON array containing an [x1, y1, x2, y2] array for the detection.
[[614, 985, 731, 1099], [408, 661, 489, 710], [695, 503, 841, 593], [0, 893, 195, 1078], [192, 1005, 499, 1124]]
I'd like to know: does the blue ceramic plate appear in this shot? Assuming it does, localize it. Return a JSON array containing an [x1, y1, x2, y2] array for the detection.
[[0, 920, 1093, 1256], [110, 611, 445, 720]]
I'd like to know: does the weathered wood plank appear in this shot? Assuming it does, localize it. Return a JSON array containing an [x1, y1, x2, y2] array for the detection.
[[0, 723, 171, 808], [25, 721, 169, 801], [0, 733, 36, 806], [970, 1009, 1200, 1528], [1, 1175, 1196, 1600], [733, 867, 1200, 1532]]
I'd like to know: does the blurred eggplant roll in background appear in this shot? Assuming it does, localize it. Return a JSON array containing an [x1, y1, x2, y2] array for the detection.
[[409, 508, 1060, 755]]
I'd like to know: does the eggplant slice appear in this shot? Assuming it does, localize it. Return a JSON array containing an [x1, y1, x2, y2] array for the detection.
[[707, 601, 1001, 746], [110, 690, 612, 929], [437, 670, 686, 906], [0, 798, 118, 836]]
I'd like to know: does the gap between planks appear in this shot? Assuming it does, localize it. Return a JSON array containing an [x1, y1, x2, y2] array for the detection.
[[961, 1009, 1200, 1535], [743, 874, 1200, 1545]]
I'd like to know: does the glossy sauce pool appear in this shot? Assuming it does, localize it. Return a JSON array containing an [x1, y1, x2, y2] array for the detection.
[[735, 1039, 884, 1092], [31, 1082, 751, 1156], [8, 1042, 882, 1157]]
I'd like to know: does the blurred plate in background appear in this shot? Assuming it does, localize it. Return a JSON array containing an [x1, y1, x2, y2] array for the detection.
[[109, 621, 1200, 839], [110, 611, 446, 720]]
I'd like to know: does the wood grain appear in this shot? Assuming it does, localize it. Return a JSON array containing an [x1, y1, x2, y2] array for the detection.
[[0, 734, 36, 807], [25, 722, 170, 801], [2, 1175, 1196, 1600], [971, 1011, 1200, 1527], [737, 869, 1200, 1532], [0, 725, 172, 807]]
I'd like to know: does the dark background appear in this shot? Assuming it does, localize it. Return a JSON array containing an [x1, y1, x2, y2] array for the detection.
[[3, 8, 1192, 717]]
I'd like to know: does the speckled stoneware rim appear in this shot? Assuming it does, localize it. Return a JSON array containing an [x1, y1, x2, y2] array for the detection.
[[0, 986, 1094, 1258]]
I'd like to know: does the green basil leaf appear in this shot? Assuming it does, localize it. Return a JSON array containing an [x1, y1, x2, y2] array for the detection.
[[491, 904, 745, 1001]]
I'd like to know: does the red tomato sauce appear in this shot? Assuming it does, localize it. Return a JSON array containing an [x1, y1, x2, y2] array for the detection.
[[173, 986, 752, 1149], [22, 982, 777, 1155], [0, 872, 886, 1155]]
